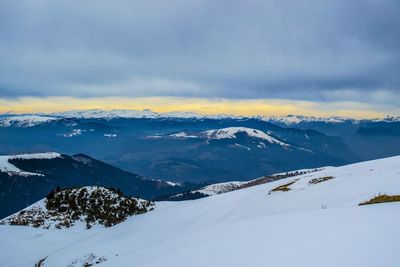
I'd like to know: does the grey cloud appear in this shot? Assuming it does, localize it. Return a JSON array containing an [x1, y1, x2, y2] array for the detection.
[[0, 0, 399, 105]]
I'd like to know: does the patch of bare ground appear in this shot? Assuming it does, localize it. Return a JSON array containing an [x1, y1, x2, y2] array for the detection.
[[269, 179, 299, 193], [359, 194, 400, 206], [309, 176, 334, 185]]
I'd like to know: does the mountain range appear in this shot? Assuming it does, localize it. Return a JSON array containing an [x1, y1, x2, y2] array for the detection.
[[1, 110, 399, 182]]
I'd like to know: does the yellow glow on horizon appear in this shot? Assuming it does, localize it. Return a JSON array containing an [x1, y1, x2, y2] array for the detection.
[[0, 96, 397, 119]]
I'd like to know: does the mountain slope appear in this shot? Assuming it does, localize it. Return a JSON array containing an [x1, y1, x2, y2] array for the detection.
[[159, 168, 321, 201], [1, 156, 399, 267], [266, 115, 400, 161], [146, 125, 356, 182], [0, 153, 197, 218]]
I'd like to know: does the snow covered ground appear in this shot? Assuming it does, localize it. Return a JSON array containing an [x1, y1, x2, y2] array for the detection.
[[1, 156, 400, 267]]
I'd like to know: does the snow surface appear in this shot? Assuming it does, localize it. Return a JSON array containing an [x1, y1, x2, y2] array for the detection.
[[104, 133, 117, 138], [204, 127, 289, 146], [0, 153, 61, 176], [164, 181, 181, 186], [1, 156, 400, 267], [196, 181, 245, 196], [62, 129, 85, 137], [169, 132, 198, 138]]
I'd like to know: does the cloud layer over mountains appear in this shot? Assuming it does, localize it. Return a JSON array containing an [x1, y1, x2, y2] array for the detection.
[[0, 0, 399, 106]]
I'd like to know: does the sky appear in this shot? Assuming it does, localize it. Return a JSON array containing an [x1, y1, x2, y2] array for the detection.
[[0, 0, 399, 117]]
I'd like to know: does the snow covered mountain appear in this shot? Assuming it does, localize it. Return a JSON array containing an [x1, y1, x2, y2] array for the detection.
[[0, 114, 358, 182], [0, 109, 239, 127], [0, 115, 59, 127], [264, 114, 400, 125], [1, 110, 399, 128], [264, 114, 358, 124], [0, 153, 198, 218], [1, 155, 399, 267], [166, 127, 290, 146], [1, 110, 399, 182], [203, 127, 290, 146]]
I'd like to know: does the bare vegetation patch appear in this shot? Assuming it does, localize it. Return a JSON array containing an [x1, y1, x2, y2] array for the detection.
[[359, 194, 400, 206], [309, 176, 334, 185], [67, 253, 107, 267], [269, 179, 299, 193]]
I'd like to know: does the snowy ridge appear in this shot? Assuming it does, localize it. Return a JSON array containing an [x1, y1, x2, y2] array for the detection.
[[264, 114, 400, 124], [51, 109, 236, 120], [204, 127, 289, 146], [168, 168, 321, 199], [169, 132, 198, 138], [9, 152, 61, 160], [0, 115, 58, 127], [1, 110, 399, 127], [196, 181, 245, 196], [264, 114, 358, 124], [52, 109, 159, 119], [0, 153, 61, 176]]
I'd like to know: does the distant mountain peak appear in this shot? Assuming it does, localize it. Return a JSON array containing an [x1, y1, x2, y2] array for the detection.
[[264, 115, 358, 124], [0, 114, 59, 127], [204, 127, 289, 146], [1, 110, 399, 128]]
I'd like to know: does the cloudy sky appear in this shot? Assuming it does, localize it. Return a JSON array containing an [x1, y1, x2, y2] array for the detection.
[[0, 0, 399, 117]]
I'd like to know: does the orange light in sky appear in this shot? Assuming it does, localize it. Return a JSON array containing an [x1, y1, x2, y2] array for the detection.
[[0, 96, 397, 119]]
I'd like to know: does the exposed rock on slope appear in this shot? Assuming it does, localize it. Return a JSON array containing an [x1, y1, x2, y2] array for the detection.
[[0, 186, 154, 229]]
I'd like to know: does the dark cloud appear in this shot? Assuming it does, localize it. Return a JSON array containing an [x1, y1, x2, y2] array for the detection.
[[0, 0, 399, 105]]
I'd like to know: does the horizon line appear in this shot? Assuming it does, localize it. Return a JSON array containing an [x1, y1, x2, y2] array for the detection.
[[1, 96, 399, 119]]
